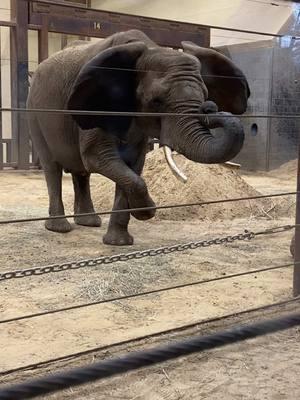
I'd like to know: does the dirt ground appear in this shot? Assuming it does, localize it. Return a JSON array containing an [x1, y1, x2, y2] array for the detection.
[[0, 164, 299, 399]]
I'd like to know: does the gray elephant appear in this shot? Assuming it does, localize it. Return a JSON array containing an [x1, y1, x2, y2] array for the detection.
[[27, 29, 250, 245]]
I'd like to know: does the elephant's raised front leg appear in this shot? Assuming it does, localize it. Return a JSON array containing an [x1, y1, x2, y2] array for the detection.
[[103, 142, 155, 245], [72, 173, 101, 227], [81, 131, 155, 245]]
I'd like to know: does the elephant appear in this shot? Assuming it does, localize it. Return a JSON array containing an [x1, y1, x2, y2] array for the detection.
[[27, 29, 250, 246]]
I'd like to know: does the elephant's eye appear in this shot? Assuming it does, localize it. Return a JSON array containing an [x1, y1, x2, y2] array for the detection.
[[150, 96, 164, 109]]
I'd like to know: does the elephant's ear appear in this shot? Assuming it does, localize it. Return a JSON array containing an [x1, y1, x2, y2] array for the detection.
[[182, 41, 250, 114], [67, 42, 146, 136]]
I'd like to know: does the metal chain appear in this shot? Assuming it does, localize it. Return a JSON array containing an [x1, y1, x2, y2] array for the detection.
[[0, 230, 256, 282], [1, 225, 295, 282]]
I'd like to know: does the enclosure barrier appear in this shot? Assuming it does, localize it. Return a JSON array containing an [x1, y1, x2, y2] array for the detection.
[[1, 1, 300, 395], [0, 199, 299, 377], [0, 312, 300, 400], [0, 109, 300, 386], [0, 190, 297, 226]]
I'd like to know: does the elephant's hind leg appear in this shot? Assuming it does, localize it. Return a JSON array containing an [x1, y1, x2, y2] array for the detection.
[[103, 185, 133, 246], [44, 164, 72, 233], [28, 116, 71, 233], [72, 173, 101, 227]]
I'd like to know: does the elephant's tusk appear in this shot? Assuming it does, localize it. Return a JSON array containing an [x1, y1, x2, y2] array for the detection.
[[223, 161, 241, 169], [163, 146, 188, 183]]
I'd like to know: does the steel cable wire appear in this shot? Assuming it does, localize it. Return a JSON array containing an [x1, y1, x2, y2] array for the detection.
[[2, 107, 300, 119], [0, 192, 297, 226], [0, 312, 300, 400], [1, 296, 299, 378], [0, 261, 296, 325]]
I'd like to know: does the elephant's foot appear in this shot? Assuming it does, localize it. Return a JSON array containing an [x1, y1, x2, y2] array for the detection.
[[127, 184, 156, 221], [103, 228, 134, 246], [131, 205, 156, 220], [74, 214, 101, 227], [45, 218, 72, 233]]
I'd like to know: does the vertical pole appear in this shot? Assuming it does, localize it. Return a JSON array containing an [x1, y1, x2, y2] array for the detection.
[[38, 16, 49, 63], [266, 47, 274, 172], [293, 144, 300, 296], [10, 0, 29, 169], [0, 27, 2, 170]]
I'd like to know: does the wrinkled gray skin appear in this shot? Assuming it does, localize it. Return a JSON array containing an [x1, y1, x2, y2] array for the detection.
[[27, 29, 250, 245]]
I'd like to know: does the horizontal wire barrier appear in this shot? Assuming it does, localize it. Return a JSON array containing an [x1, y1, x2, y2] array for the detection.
[[0, 8, 299, 397], [0, 192, 297, 225], [1, 312, 300, 400], [1, 260, 297, 325], [2, 107, 300, 119], [2, 297, 299, 377], [0, 60, 287, 80], [0, 225, 295, 282]]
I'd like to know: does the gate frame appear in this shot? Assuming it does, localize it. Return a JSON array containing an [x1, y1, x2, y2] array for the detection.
[[0, 0, 210, 170]]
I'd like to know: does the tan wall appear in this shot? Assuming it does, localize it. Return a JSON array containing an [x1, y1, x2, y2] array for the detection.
[[0, 0, 11, 22], [90, 0, 293, 46]]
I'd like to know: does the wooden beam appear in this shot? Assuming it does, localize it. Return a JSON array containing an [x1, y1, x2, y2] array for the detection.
[[29, 1, 210, 47], [10, 0, 30, 169], [0, 21, 16, 28], [38, 16, 49, 62]]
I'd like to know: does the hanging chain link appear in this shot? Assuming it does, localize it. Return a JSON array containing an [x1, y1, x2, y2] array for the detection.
[[1, 225, 296, 282], [0, 230, 257, 282]]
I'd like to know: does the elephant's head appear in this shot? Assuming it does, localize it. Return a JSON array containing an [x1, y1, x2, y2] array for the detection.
[[68, 40, 250, 182]]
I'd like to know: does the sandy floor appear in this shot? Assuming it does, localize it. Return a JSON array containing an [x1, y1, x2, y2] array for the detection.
[[0, 169, 299, 399]]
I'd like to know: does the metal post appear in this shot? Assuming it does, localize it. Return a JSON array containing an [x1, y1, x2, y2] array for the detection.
[[293, 143, 300, 296], [0, 26, 2, 170]]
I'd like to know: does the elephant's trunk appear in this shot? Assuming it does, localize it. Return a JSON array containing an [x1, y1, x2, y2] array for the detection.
[[160, 103, 245, 181]]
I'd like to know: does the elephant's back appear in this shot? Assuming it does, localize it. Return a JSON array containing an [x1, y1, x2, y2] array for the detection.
[[28, 29, 155, 108]]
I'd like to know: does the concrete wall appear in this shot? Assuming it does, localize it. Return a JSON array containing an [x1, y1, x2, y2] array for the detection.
[[219, 10, 300, 171], [220, 41, 273, 170], [268, 41, 300, 169]]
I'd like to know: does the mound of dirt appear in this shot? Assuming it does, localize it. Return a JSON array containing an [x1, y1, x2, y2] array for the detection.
[[88, 148, 287, 221], [269, 159, 297, 179]]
